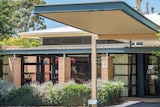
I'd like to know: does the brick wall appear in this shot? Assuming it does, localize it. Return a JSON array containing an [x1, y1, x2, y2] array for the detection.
[[101, 56, 114, 81], [58, 57, 71, 83], [8, 57, 21, 88]]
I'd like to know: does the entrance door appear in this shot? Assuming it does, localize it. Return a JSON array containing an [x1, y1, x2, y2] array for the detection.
[[144, 55, 160, 96], [110, 54, 137, 96]]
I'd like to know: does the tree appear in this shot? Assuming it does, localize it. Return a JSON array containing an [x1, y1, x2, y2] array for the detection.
[[12, 0, 46, 33], [0, 0, 46, 37], [0, 37, 41, 48], [0, 0, 46, 48], [0, 0, 15, 37]]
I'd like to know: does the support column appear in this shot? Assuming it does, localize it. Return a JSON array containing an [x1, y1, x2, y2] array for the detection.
[[91, 35, 98, 106], [40, 56, 45, 83], [52, 55, 57, 83], [8, 57, 21, 88], [137, 54, 144, 97], [101, 56, 114, 81], [58, 57, 71, 83], [0, 59, 2, 79]]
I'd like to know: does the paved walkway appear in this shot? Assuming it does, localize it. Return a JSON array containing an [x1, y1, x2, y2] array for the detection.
[[109, 97, 160, 107]]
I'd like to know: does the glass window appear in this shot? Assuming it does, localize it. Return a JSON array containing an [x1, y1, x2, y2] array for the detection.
[[3, 57, 8, 64], [110, 54, 137, 96], [149, 85, 156, 94], [122, 87, 128, 96], [26, 56, 37, 63], [114, 76, 128, 85], [24, 65, 37, 82], [132, 65, 136, 74], [2, 65, 9, 81], [3, 65, 9, 73], [132, 55, 136, 64], [24, 65, 36, 73], [132, 86, 136, 96], [114, 65, 128, 75], [83, 36, 91, 44], [132, 75, 136, 85], [111, 54, 128, 64], [62, 37, 82, 44], [43, 38, 60, 45]]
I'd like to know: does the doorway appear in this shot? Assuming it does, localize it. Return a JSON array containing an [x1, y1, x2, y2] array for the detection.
[[144, 55, 160, 96], [110, 54, 137, 96]]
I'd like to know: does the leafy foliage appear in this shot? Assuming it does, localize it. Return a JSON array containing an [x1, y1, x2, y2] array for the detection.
[[12, 0, 46, 33], [0, 80, 16, 98], [0, 0, 46, 38], [0, 0, 15, 37], [97, 81, 124, 106], [59, 84, 91, 106], [1, 85, 43, 106], [0, 80, 124, 106], [30, 81, 77, 105], [0, 37, 41, 48], [152, 51, 160, 57]]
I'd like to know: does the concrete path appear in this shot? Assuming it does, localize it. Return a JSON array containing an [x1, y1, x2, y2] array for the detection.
[[108, 97, 160, 107]]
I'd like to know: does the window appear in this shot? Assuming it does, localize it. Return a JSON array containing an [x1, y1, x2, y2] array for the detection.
[[110, 54, 137, 96]]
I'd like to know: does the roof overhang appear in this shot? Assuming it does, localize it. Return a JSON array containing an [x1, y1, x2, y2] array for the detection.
[[18, 26, 91, 38], [34, 1, 160, 40]]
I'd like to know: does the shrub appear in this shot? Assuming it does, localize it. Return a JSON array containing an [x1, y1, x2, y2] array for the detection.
[[1, 80, 124, 106], [59, 84, 91, 106], [30, 80, 77, 105], [1, 85, 43, 106], [30, 81, 52, 104], [0, 80, 16, 97], [97, 81, 124, 106], [41, 80, 91, 106], [0, 80, 16, 105]]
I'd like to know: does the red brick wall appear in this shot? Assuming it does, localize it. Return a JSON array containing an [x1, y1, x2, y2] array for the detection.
[[58, 57, 71, 83], [8, 57, 21, 88], [101, 56, 114, 81]]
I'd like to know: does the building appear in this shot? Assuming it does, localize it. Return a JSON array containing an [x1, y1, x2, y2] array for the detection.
[[1, 1, 160, 97]]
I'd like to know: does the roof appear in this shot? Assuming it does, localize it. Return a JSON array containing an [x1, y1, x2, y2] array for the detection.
[[19, 26, 91, 38], [2, 44, 160, 55], [34, 1, 160, 40], [144, 13, 160, 26]]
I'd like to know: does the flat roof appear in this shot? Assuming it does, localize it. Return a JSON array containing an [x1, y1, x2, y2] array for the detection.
[[34, 1, 160, 39], [19, 26, 91, 38], [2, 45, 160, 55]]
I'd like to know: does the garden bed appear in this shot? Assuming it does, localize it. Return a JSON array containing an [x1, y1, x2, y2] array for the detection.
[[0, 80, 124, 106]]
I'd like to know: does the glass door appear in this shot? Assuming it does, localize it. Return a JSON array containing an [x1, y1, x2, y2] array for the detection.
[[110, 54, 137, 96], [144, 55, 160, 96]]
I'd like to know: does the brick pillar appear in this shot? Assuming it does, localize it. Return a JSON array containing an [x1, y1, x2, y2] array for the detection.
[[58, 57, 71, 83], [8, 57, 21, 88], [101, 56, 114, 81]]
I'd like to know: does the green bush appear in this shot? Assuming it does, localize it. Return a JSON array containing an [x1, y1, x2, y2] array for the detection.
[[30, 81, 53, 104], [36, 81, 91, 106], [30, 81, 76, 105], [0, 80, 16, 105], [59, 84, 91, 106], [1, 85, 43, 106], [0, 80, 16, 97], [1, 80, 124, 106], [98, 81, 124, 106], [42, 82, 62, 105]]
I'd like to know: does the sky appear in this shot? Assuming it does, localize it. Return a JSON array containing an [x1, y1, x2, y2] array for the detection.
[[44, 0, 160, 28]]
